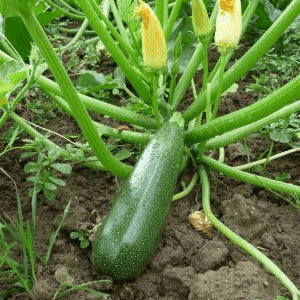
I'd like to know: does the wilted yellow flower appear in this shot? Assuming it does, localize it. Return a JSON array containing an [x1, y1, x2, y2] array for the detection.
[[191, 0, 211, 38], [134, 0, 167, 69], [215, 0, 242, 53]]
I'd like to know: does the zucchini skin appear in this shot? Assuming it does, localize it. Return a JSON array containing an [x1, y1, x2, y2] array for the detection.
[[93, 119, 184, 280]]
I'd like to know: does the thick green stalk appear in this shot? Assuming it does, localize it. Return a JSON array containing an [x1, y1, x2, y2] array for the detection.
[[51, 93, 151, 145], [206, 100, 300, 149], [185, 73, 300, 144], [171, 3, 218, 109], [201, 156, 300, 197], [211, 54, 226, 120], [164, 0, 184, 41], [152, 71, 161, 126], [108, 0, 130, 45], [199, 165, 300, 300], [77, 0, 151, 104], [37, 76, 158, 129], [155, 0, 168, 29], [183, 0, 300, 122], [19, 10, 132, 178]]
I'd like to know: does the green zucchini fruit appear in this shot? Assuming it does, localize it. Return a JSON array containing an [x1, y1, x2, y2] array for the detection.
[[93, 113, 184, 280]]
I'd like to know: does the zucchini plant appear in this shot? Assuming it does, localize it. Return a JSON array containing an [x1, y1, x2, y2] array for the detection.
[[1, 0, 300, 298]]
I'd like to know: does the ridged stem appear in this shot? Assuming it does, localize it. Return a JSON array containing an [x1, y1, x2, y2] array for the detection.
[[183, 0, 300, 122], [19, 10, 132, 178], [155, 0, 168, 29], [51, 93, 151, 145], [199, 165, 300, 300], [164, 0, 185, 41], [185, 73, 300, 144], [206, 100, 300, 149]]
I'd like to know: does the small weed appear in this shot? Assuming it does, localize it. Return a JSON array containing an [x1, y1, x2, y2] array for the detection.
[[22, 138, 72, 201], [70, 229, 90, 249]]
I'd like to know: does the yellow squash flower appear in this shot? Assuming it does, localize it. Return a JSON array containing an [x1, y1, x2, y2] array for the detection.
[[134, 0, 167, 69], [215, 0, 242, 53], [191, 0, 211, 38]]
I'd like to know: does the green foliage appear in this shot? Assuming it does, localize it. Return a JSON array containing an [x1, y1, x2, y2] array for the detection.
[[70, 229, 90, 249], [22, 140, 72, 201], [263, 113, 300, 146], [0, 60, 28, 97]]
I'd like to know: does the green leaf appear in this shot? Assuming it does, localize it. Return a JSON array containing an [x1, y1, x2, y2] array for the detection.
[[115, 149, 133, 161], [20, 152, 36, 158], [26, 176, 38, 183], [222, 83, 239, 96], [44, 188, 55, 201], [275, 171, 291, 182], [24, 161, 40, 173], [269, 130, 291, 143], [49, 176, 66, 187], [51, 163, 72, 174], [0, 60, 28, 97], [45, 182, 57, 191], [0, 1, 19, 17], [70, 231, 81, 239], [80, 239, 89, 249], [48, 148, 62, 161], [2, 17, 32, 59]]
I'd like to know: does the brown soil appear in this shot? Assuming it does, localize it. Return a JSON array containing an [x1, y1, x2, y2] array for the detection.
[[1, 42, 300, 300]]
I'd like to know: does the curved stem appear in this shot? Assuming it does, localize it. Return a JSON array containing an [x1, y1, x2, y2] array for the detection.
[[206, 100, 300, 149], [172, 172, 198, 202], [20, 9, 132, 178], [199, 165, 300, 300], [108, 0, 130, 45], [56, 0, 85, 15], [44, 0, 85, 20], [62, 18, 90, 51], [235, 147, 300, 171], [200, 156, 300, 197]]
